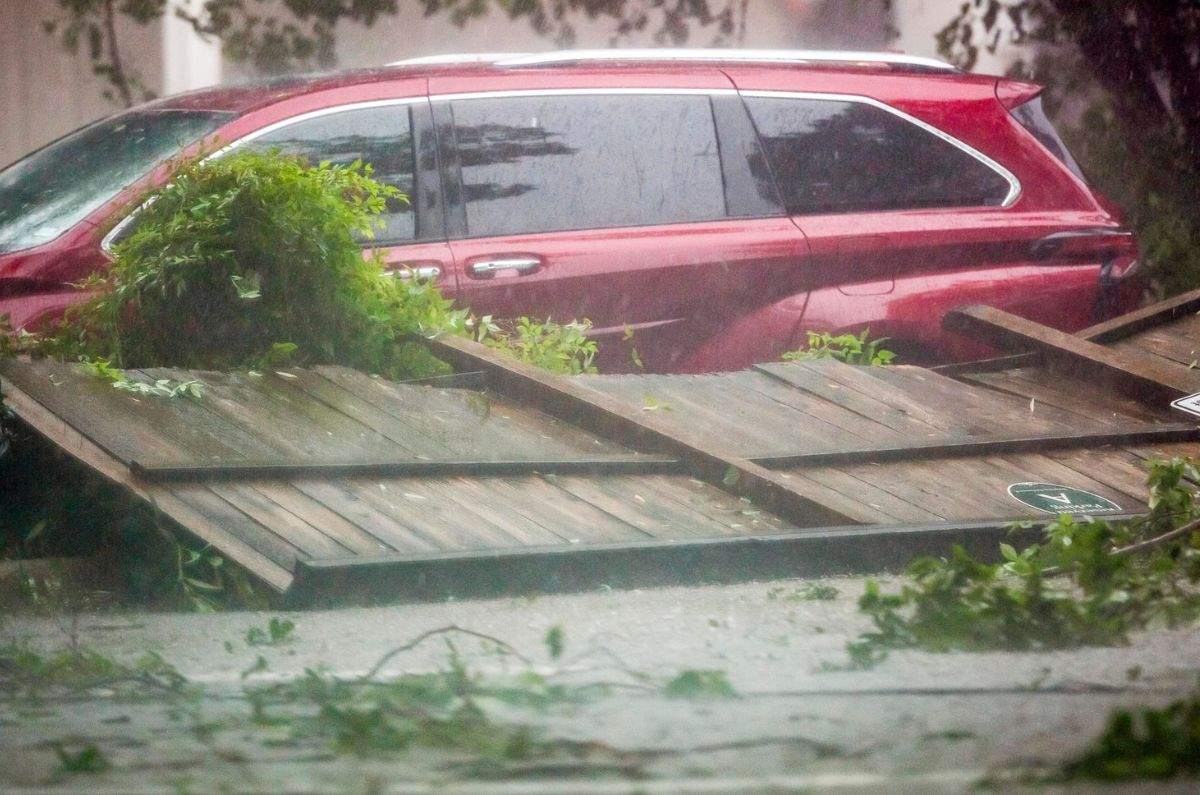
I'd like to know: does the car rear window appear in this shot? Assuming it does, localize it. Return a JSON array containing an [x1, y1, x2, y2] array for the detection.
[[0, 109, 231, 255], [242, 104, 420, 244], [448, 94, 726, 237], [745, 96, 1013, 215], [1009, 95, 1088, 183]]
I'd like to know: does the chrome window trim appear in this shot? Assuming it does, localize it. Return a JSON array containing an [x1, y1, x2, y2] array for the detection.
[[430, 87, 738, 102], [102, 86, 1019, 252], [101, 97, 427, 253], [739, 89, 1022, 208], [389, 52, 529, 66], [495, 49, 958, 72]]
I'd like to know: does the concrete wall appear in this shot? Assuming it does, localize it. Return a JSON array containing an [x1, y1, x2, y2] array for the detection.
[[891, 0, 1016, 74], [323, 0, 890, 70], [0, 0, 165, 167], [3, 0, 969, 169]]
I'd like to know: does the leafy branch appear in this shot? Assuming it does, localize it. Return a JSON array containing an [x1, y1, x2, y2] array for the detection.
[[842, 457, 1200, 669], [782, 329, 896, 367]]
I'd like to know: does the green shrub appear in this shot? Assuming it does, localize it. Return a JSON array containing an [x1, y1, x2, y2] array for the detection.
[[782, 329, 896, 366], [474, 316, 598, 375], [45, 150, 463, 379], [1064, 694, 1200, 781], [844, 458, 1200, 669]]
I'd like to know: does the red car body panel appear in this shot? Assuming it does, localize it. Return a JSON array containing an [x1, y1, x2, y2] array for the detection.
[[0, 58, 1142, 370]]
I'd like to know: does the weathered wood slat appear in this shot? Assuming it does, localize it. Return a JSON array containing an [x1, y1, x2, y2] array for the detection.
[[1085, 286, 1200, 343], [484, 475, 658, 542], [0, 373, 294, 591], [288, 479, 443, 554], [286, 515, 1152, 607], [316, 365, 627, 457], [575, 374, 807, 456], [148, 368, 400, 464], [944, 305, 1200, 404], [962, 368, 1172, 426], [130, 454, 681, 482], [935, 286, 1200, 376], [987, 452, 1146, 508], [828, 458, 1023, 520], [751, 424, 1200, 469], [166, 485, 308, 572], [1114, 327, 1200, 368], [861, 365, 1077, 437], [795, 466, 946, 522], [755, 361, 950, 439], [422, 333, 874, 527], [269, 368, 454, 457], [2, 361, 227, 466]]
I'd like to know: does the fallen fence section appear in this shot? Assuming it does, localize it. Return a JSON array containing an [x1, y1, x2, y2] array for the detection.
[[4, 295, 1200, 605]]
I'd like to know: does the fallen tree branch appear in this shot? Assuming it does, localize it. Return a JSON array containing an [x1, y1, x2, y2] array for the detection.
[[357, 624, 532, 682], [1112, 516, 1200, 558]]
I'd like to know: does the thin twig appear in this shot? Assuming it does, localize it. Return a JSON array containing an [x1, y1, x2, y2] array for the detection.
[[357, 624, 532, 682], [1112, 515, 1200, 558]]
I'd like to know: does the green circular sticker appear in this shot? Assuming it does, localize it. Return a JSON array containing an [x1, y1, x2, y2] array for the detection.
[[1007, 482, 1122, 515]]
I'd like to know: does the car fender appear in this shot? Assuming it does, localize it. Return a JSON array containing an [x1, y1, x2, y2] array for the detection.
[[673, 292, 810, 373]]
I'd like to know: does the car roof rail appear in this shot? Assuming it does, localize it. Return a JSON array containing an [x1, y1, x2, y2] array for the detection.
[[389, 52, 530, 66], [494, 48, 959, 72]]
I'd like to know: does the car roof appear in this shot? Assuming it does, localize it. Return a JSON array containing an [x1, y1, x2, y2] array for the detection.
[[146, 51, 998, 116]]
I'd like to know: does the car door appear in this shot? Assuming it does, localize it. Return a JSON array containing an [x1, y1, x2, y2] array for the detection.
[[740, 92, 1105, 359], [429, 81, 809, 372], [238, 97, 454, 291]]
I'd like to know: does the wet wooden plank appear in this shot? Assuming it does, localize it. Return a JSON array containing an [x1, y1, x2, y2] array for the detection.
[[753, 424, 1200, 469], [793, 466, 946, 523], [167, 485, 307, 572], [478, 475, 656, 543], [542, 474, 722, 539], [962, 368, 1174, 426], [1, 360, 236, 466], [424, 332, 864, 528], [1085, 286, 1200, 343], [338, 477, 526, 551], [935, 286, 1200, 376], [1115, 327, 1200, 368], [727, 372, 899, 448], [612, 474, 794, 536], [862, 365, 1080, 436], [267, 368, 453, 457], [945, 305, 1200, 403], [289, 479, 443, 554], [577, 373, 817, 456], [755, 361, 951, 439], [241, 482, 393, 556], [317, 365, 628, 458], [207, 482, 352, 559], [827, 457, 1027, 520], [130, 454, 681, 483], [153, 368, 403, 463], [0, 371, 294, 591]]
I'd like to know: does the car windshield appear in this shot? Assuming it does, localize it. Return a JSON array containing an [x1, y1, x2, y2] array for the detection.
[[0, 108, 232, 254]]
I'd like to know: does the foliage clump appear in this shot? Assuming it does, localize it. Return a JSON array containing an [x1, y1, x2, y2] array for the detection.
[[45, 150, 460, 380], [783, 329, 896, 367], [845, 458, 1200, 668], [1063, 693, 1200, 782], [474, 316, 598, 375]]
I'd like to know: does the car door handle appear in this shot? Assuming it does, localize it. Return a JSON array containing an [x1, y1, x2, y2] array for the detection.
[[469, 257, 541, 278], [386, 265, 442, 280]]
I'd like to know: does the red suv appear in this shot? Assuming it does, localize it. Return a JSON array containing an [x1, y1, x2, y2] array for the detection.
[[0, 49, 1141, 371]]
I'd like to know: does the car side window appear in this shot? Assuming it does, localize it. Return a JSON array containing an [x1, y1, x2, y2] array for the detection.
[[245, 105, 420, 244], [447, 94, 726, 237], [744, 96, 1012, 215]]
